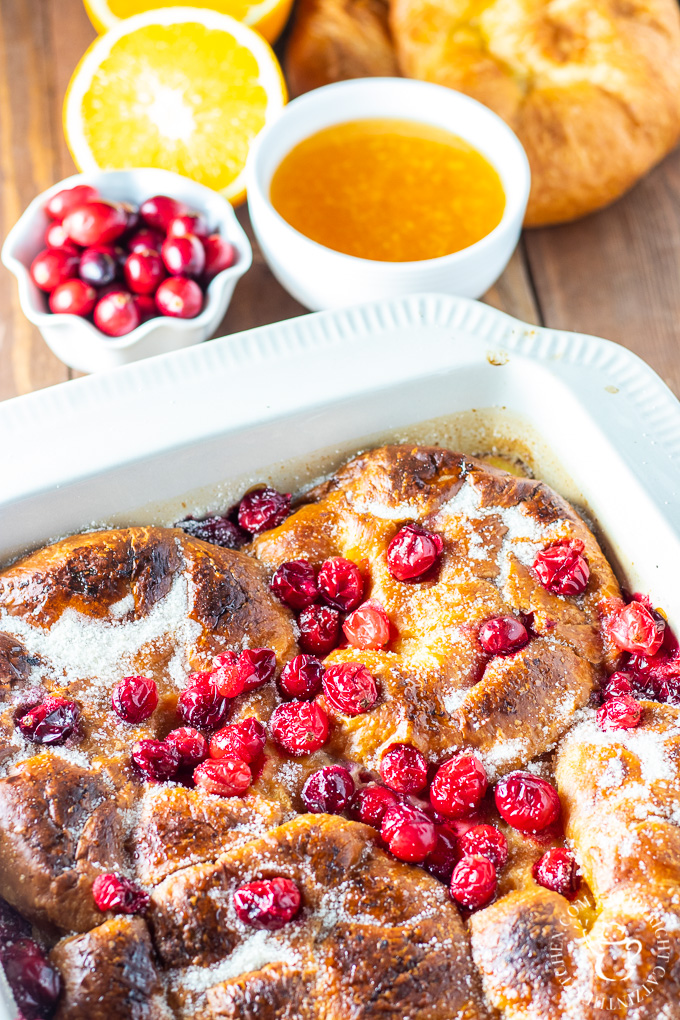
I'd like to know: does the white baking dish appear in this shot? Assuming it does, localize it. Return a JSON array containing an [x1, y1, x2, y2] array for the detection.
[[0, 293, 679, 1017], [1, 293, 678, 618]]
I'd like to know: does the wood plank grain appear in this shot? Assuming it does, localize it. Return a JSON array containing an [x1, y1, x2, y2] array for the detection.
[[0, 0, 69, 397], [482, 241, 540, 325], [524, 146, 680, 397], [44, 0, 96, 180]]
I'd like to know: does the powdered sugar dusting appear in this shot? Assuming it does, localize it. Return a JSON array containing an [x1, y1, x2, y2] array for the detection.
[[435, 480, 558, 591], [481, 737, 529, 781], [598, 755, 626, 790], [175, 930, 301, 993], [566, 709, 680, 789], [350, 498, 424, 521], [0, 572, 202, 692]]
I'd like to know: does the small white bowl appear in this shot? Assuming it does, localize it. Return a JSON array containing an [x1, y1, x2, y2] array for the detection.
[[2, 168, 252, 373], [247, 78, 530, 310]]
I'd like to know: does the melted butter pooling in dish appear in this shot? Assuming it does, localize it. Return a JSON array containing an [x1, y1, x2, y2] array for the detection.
[[269, 117, 506, 261]]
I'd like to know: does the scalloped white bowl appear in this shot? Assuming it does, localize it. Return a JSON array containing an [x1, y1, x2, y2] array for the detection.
[[1, 168, 252, 373]]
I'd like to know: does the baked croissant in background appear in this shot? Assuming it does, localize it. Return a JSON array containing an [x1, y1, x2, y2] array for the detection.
[[285, 0, 680, 226]]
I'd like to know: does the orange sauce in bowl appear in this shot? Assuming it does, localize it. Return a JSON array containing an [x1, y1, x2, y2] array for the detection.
[[269, 118, 506, 262]]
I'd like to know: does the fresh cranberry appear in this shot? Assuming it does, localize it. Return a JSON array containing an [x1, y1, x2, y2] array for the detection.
[[270, 701, 329, 756], [278, 654, 324, 699], [111, 674, 158, 723], [380, 743, 429, 794], [211, 651, 245, 698], [128, 227, 164, 253], [430, 754, 488, 819], [450, 854, 496, 909], [425, 825, 460, 882], [134, 294, 157, 323], [298, 604, 341, 655], [271, 559, 319, 610], [322, 662, 378, 716], [351, 783, 398, 827], [203, 233, 236, 279], [165, 726, 209, 768], [63, 200, 128, 246], [533, 540, 590, 596], [176, 514, 247, 548], [601, 671, 634, 701], [94, 242, 127, 268], [343, 600, 391, 650], [161, 234, 205, 277], [239, 648, 277, 693], [167, 212, 209, 239], [48, 279, 96, 316], [120, 201, 139, 232], [45, 221, 79, 251], [237, 487, 291, 534], [1, 938, 62, 1019], [317, 558, 363, 611], [494, 771, 561, 832], [605, 601, 665, 656], [155, 276, 203, 318], [301, 765, 355, 814], [446, 816, 488, 842], [658, 672, 680, 705], [210, 718, 266, 763], [124, 248, 166, 295], [94, 290, 140, 337], [211, 648, 275, 698], [45, 183, 98, 221], [459, 824, 508, 868], [381, 803, 437, 862], [626, 647, 680, 701], [131, 738, 180, 780], [532, 847, 580, 900], [140, 194, 187, 231], [233, 877, 301, 930], [30, 248, 79, 292], [597, 694, 642, 731], [92, 873, 149, 914], [387, 523, 443, 582], [193, 758, 252, 796], [16, 697, 80, 745], [479, 617, 529, 656], [79, 247, 117, 286], [177, 673, 230, 730]]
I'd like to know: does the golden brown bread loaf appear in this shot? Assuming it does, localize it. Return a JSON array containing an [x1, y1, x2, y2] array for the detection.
[[0, 446, 678, 1018], [286, 0, 399, 96], [285, 0, 680, 225]]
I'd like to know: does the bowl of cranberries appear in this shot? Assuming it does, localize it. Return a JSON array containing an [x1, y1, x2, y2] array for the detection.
[[1, 168, 252, 373]]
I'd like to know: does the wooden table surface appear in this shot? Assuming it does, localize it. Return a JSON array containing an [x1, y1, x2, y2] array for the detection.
[[1, 0, 679, 401]]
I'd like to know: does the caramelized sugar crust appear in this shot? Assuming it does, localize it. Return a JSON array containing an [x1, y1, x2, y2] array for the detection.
[[0, 447, 678, 1018]]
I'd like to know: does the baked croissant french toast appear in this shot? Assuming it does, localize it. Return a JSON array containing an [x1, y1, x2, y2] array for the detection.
[[0, 445, 678, 1019]]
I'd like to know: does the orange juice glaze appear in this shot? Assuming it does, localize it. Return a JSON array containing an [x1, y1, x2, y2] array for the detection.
[[269, 118, 506, 262]]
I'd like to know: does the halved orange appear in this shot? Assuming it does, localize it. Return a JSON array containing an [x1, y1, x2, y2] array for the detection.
[[83, 0, 294, 44], [64, 7, 287, 204]]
